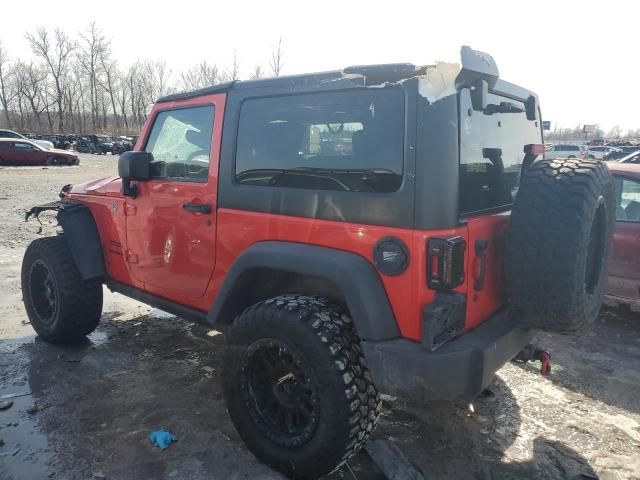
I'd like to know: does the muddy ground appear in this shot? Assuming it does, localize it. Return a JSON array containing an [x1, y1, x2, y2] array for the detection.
[[0, 154, 639, 480]]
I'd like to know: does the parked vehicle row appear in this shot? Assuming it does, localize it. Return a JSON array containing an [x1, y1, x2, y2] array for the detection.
[[0, 130, 136, 155], [544, 142, 640, 163]]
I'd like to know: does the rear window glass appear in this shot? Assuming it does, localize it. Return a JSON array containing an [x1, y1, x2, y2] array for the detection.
[[564, 145, 580, 151], [235, 88, 405, 193], [459, 90, 542, 215]]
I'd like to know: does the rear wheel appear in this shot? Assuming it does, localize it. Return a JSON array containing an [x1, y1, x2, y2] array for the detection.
[[223, 295, 380, 479], [22, 236, 103, 343], [506, 158, 615, 334]]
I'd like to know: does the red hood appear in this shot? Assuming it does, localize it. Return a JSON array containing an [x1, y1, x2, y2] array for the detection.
[[68, 176, 122, 197]]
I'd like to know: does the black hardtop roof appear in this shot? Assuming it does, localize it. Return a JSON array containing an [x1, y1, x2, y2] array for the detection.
[[156, 47, 537, 105], [156, 68, 358, 103]]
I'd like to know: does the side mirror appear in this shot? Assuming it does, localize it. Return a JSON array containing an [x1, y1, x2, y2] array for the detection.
[[470, 78, 488, 111], [118, 151, 151, 197]]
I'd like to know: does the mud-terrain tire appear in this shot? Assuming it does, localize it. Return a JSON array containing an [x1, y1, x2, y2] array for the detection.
[[506, 158, 615, 334], [223, 295, 381, 479], [22, 236, 103, 343]]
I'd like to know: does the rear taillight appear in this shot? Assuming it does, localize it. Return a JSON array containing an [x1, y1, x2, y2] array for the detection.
[[524, 143, 546, 156], [427, 236, 466, 290]]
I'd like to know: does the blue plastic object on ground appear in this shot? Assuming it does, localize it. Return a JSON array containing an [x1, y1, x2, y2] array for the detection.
[[148, 427, 177, 449]]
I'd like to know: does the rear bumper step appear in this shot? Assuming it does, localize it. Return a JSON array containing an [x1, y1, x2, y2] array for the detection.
[[361, 310, 535, 402]]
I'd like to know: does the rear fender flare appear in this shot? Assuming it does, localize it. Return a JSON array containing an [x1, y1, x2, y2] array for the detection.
[[207, 241, 400, 341]]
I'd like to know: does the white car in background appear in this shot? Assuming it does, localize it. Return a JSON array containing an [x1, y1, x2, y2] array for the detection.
[[545, 144, 585, 159], [0, 129, 54, 150], [586, 145, 620, 160]]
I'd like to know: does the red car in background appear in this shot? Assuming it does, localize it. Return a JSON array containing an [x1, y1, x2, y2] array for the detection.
[[606, 163, 640, 311], [0, 139, 79, 166]]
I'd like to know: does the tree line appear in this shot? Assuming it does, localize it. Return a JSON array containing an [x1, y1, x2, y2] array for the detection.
[[0, 23, 285, 135], [544, 124, 640, 142]]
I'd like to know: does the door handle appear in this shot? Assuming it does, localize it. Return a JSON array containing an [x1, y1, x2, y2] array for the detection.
[[182, 203, 212, 214]]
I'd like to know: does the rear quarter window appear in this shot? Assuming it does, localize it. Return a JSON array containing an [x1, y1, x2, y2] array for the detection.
[[459, 90, 542, 215], [235, 88, 405, 193]]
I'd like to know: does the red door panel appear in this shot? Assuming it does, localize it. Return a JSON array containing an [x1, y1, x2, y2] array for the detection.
[[125, 94, 225, 303]]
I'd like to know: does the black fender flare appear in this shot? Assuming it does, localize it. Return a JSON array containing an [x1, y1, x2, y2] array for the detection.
[[207, 241, 400, 341], [56, 201, 105, 280]]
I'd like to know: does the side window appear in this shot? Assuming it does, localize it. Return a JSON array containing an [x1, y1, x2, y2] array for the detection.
[[235, 88, 405, 193], [459, 89, 542, 214], [13, 142, 36, 151], [144, 105, 214, 181], [617, 178, 640, 222]]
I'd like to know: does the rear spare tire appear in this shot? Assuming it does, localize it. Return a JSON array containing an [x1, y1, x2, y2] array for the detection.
[[223, 295, 381, 479], [505, 158, 615, 334], [22, 236, 103, 343]]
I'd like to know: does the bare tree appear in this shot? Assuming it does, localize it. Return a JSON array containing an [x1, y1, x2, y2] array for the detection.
[[95, 39, 121, 133], [220, 51, 240, 82], [269, 38, 284, 77], [0, 41, 17, 128], [14, 61, 52, 131], [25, 27, 76, 132], [78, 22, 110, 131], [250, 65, 264, 80], [180, 61, 219, 91]]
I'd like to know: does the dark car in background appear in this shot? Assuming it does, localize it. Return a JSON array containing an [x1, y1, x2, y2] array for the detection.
[[606, 163, 640, 311], [76, 134, 115, 154], [614, 151, 640, 164], [604, 146, 640, 161], [0, 139, 79, 166]]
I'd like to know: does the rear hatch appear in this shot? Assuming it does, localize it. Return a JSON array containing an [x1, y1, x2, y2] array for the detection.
[[458, 88, 543, 328]]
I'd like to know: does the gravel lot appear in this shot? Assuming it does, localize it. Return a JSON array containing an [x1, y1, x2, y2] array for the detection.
[[0, 154, 639, 480]]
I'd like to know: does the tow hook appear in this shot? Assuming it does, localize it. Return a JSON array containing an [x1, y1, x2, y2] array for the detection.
[[513, 343, 552, 377]]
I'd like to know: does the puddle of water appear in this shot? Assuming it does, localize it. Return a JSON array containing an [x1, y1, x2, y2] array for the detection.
[[0, 389, 52, 478]]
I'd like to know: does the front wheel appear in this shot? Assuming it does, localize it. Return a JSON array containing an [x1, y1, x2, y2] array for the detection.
[[223, 295, 381, 479], [45, 156, 70, 166], [22, 236, 103, 343]]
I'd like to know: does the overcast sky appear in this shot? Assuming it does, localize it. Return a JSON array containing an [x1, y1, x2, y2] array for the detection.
[[2, 0, 637, 132]]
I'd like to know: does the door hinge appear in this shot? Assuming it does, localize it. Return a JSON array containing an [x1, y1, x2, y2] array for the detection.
[[125, 250, 138, 264]]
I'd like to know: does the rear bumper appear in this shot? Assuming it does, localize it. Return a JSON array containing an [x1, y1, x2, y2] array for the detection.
[[361, 310, 535, 402]]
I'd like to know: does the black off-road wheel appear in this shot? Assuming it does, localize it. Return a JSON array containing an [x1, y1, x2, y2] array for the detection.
[[506, 158, 615, 334], [22, 236, 103, 343], [223, 295, 381, 479]]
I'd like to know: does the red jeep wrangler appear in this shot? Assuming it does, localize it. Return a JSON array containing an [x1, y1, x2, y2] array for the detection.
[[22, 47, 614, 478]]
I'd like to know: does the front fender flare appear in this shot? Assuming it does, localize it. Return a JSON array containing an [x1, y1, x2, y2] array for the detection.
[[56, 201, 105, 280], [207, 241, 400, 341]]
